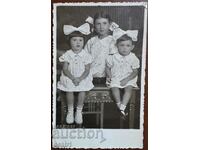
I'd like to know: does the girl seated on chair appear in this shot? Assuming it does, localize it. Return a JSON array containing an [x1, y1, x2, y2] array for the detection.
[[57, 23, 94, 124], [106, 28, 140, 116]]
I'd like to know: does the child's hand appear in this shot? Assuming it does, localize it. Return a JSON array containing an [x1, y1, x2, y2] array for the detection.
[[106, 77, 111, 86], [72, 79, 79, 86], [120, 78, 129, 86], [106, 77, 111, 83], [72, 78, 81, 86]]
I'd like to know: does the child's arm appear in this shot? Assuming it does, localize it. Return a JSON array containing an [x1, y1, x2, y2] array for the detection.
[[105, 56, 113, 83], [105, 64, 112, 83], [84, 39, 91, 54], [63, 62, 80, 86], [63, 62, 75, 80], [77, 63, 91, 82], [120, 69, 138, 86]]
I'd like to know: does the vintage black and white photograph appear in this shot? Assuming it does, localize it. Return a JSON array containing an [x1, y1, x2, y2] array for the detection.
[[52, 2, 147, 148]]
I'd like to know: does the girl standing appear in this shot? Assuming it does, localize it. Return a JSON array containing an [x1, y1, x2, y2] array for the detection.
[[84, 12, 117, 84]]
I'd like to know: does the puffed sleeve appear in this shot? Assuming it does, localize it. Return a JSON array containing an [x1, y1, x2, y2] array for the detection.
[[83, 53, 93, 65], [84, 38, 91, 54], [106, 55, 114, 68], [109, 39, 118, 54], [58, 52, 70, 63], [131, 54, 140, 69]]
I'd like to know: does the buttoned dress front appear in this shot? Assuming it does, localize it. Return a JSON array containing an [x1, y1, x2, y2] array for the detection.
[[106, 52, 140, 88], [84, 35, 117, 77], [57, 50, 94, 92]]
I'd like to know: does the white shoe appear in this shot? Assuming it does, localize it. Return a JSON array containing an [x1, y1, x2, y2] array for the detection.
[[120, 110, 126, 116], [66, 111, 74, 124], [75, 111, 83, 124]]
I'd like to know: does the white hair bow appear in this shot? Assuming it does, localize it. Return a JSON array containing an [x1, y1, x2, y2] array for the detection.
[[85, 16, 94, 24], [63, 23, 91, 35], [113, 28, 138, 41], [109, 22, 119, 31]]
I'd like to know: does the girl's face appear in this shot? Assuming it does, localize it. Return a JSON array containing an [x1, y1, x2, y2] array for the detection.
[[70, 37, 84, 52], [117, 40, 134, 56], [94, 18, 110, 37]]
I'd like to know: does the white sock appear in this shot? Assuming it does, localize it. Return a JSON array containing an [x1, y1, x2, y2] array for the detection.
[[120, 104, 126, 111], [116, 102, 121, 109], [76, 106, 83, 113], [68, 105, 74, 112]]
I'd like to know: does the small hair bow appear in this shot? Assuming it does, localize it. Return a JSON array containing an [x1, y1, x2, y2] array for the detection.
[[109, 22, 119, 31], [113, 28, 138, 41], [85, 16, 94, 24], [63, 23, 91, 35]]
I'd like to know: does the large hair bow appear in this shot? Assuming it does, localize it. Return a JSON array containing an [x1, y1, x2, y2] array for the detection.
[[113, 27, 138, 41], [63, 23, 91, 35]]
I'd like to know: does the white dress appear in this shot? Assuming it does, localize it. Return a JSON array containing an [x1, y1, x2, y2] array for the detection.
[[57, 50, 94, 92], [84, 35, 117, 77], [106, 52, 140, 88]]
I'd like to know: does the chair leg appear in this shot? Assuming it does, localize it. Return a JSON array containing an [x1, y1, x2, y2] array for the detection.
[[96, 103, 100, 126], [129, 91, 136, 128], [61, 103, 64, 126], [61, 93, 66, 127], [100, 103, 104, 128], [96, 114, 100, 126]]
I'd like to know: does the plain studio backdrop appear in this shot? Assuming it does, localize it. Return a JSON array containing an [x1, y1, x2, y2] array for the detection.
[[54, 5, 146, 129]]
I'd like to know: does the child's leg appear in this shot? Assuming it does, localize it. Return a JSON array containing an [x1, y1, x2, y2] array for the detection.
[[77, 91, 86, 108], [66, 92, 74, 108], [75, 91, 86, 124], [121, 86, 133, 112], [66, 92, 74, 124], [111, 87, 121, 109]]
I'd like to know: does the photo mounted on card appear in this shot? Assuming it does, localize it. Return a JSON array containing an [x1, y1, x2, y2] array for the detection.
[[52, 1, 147, 149]]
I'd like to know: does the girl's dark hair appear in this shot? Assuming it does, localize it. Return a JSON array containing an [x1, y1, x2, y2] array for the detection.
[[94, 11, 112, 24], [116, 34, 136, 45], [68, 31, 85, 47], [68, 31, 85, 41]]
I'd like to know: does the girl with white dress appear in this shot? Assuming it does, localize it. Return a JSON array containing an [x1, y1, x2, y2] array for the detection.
[[57, 23, 94, 124], [84, 12, 118, 84], [106, 29, 140, 116]]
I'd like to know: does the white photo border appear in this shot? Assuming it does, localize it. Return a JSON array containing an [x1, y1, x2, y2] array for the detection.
[[52, 2, 147, 149]]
